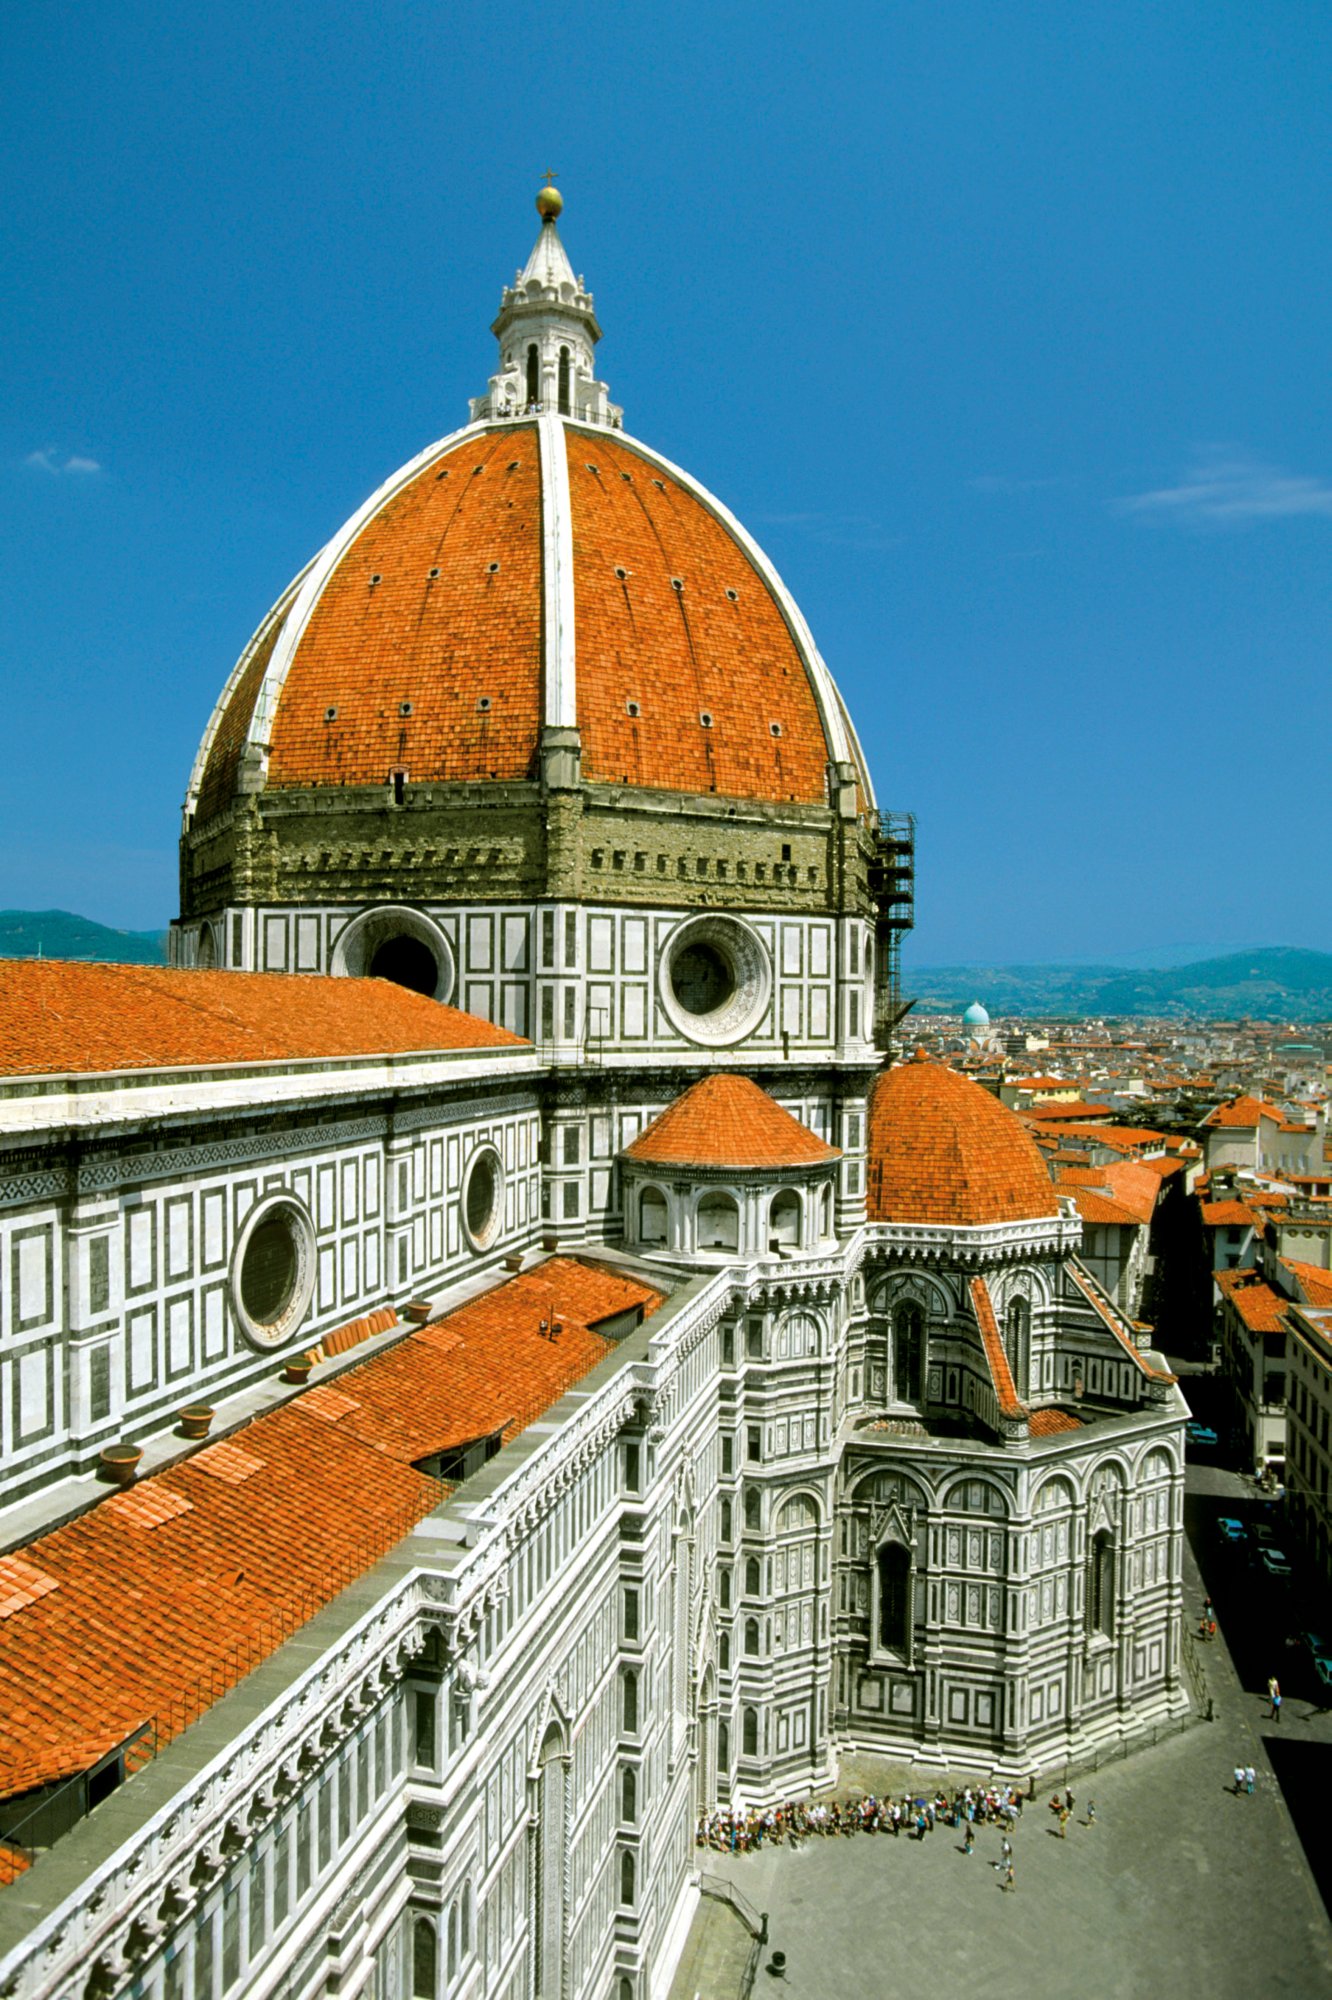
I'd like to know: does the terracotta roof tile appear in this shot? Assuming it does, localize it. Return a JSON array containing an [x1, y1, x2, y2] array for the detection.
[[0, 1259, 660, 1802], [1277, 1258, 1332, 1308], [1201, 1200, 1256, 1229], [1215, 1267, 1289, 1334], [624, 1074, 838, 1170], [968, 1276, 1026, 1420], [1028, 1408, 1084, 1437], [1065, 1263, 1175, 1381], [867, 1058, 1060, 1227], [1204, 1093, 1285, 1129], [0, 962, 523, 1078]]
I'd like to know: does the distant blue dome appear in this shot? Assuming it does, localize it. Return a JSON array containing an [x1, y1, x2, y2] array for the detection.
[[963, 1000, 990, 1027]]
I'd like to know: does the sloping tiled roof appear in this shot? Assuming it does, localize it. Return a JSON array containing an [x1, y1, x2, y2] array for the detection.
[[1201, 1200, 1256, 1229], [1028, 1408, 1084, 1438], [0, 963, 523, 1078], [0, 1259, 660, 1802], [1277, 1258, 1332, 1308], [624, 1074, 839, 1170], [867, 1058, 1060, 1227], [1204, 1093, 1285, 1129], [1214, 1267, 1289, 1334], [968, 1276, 1026, 1420]]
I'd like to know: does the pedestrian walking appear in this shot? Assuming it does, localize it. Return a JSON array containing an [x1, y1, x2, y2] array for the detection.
[[1086, 1800, 1097, 1826], [1272, 1691, 1282, 1724], [1058, 1806, 1070, 1838], [1244, 1766, 1255, 1795], [1003, 1857, 1016, 1892], [1001, 1835, 1013, 1868], [964, 1822, 975, 1855], [1233, 1763, 1245, 1796], [1064, 1787, 1075, 1813]]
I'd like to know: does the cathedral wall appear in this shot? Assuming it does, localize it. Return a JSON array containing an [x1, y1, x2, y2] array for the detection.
[[0, 1080, 542, 1507]]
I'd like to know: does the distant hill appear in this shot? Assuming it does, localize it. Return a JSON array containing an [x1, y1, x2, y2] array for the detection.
[[0, 910, 168, 965], [908, 946, 1332, 1022]]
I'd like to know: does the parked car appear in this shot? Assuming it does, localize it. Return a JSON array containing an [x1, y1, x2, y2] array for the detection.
[[1217, 1517, 1247, 1545], [1259, 1547, 1292, 1579], [1186, 1422, 1218, 1447]]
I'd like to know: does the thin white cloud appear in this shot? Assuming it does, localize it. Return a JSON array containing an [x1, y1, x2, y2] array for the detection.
[[1118, 449, 1332, 525], [23, 448, 102, 476]]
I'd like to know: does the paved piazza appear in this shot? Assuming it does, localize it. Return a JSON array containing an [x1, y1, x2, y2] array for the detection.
[[696, 1458, 1332, 2000]]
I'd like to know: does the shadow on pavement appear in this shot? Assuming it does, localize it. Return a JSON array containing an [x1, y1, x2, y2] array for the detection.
[[1265, 1734, 1332, 1920]]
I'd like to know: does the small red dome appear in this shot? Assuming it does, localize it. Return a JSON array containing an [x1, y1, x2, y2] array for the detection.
[[867, 1057, 1059, 1226], [625, 1074, 839, 1171]]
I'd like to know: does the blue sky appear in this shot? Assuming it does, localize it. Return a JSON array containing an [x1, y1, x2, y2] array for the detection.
[[3, 0, 1328, 965]]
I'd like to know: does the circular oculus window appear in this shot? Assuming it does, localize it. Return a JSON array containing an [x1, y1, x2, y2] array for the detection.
[[331, 904, 456, 1003], [461, 1145, 504, 1252], [230, 1195, 317, 1352], [659, 915, 771, 1047]]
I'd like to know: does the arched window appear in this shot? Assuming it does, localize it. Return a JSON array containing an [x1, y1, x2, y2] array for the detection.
[[1006, 1297, 1030, 1397], [1090, 1530, 1115, 1637], [769, 1189, 801, 1250], [895, 1301, 924, 1403], [535, 1726, 566, 2000], [526, 343, 539, 407], [878, 1542, 911, 1653], [742, 1706, 759, 1757], [638, 1186, 668, 1245], [718, 1717, 729, 1771], [743, 1616, 760, 1656], [819, 1181, 833, 1239], [621, 1765, 637, 1822], [719, 1630, 730, 1670], [720, 1498, 732, 1542], [698, 1192, 740, 1250], [621, 1669, 638, 1734], [558, 345, 571, 414], [460, 1884, 470, 1957], [447, 1905, 458, 1981], [744, 1485, 761, 1531], [745, 1556, 761, 1596], [619, 1847, 636, 1905], [412, 1916, 437, 1998]]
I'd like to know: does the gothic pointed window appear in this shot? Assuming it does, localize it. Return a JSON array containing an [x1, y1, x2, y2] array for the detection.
[[558, 345, 571, 414], [878, 1542, 911, 1653], [1006, 1297, 1030, 1398], [526, 343, 539, 408], [1090, 1530, 1114, 1637], [895, 1301, 924, 1403]]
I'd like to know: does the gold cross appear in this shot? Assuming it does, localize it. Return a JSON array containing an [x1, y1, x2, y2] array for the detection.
[[542, 166, 558, 185]]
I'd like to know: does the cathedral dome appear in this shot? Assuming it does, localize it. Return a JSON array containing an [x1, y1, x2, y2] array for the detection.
[[185, 195, 870, 831], [962, 1000, 990, 1027], [625, 1073, 839, 1171], [866, 1055, 1059, 1227]]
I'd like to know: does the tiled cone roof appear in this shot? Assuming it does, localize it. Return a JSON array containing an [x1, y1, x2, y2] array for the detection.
[[867, 1056, 1061, 1226], [0, 1260, 660, 1802], [624, 1074, 840, 1171], [0, 962, 523, 1078]]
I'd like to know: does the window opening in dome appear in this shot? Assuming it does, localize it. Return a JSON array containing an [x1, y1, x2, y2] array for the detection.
[[370, 573, 381, 586], [428, 566, 440, 579], [487, 561, 500, 574], [620, 471, 632, 481], [615, 566, 629, 580], [526, 344, 539, 408], [671, 577, 683, 592], [507, 460, 520, 471], [699, 712, 713, 729], [477, 696, 492, 712], [435, 467, 450, 480], [671, 940, 735, 1017], [558, 347, 571, 415], [399, 701, 413, 717], [725, 588, 739, 602], [652, 479, 665, 490], [369, 934, 437, 995], [770, 722, 783, 737], [626, 700, 640, 717], [324, 706, 338, 723]]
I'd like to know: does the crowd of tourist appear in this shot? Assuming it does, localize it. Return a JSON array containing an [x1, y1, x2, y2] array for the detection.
[[696, 1782, 1028, 1852]]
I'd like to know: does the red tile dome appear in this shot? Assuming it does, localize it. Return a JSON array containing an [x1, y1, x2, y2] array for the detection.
[[187, 419, 869, 826], [866, 1056, 1060, 1226], [625, 1074, 839, 1171]]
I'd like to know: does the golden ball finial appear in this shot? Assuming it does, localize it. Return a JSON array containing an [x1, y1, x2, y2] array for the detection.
[[536, 182, 563, 221]]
